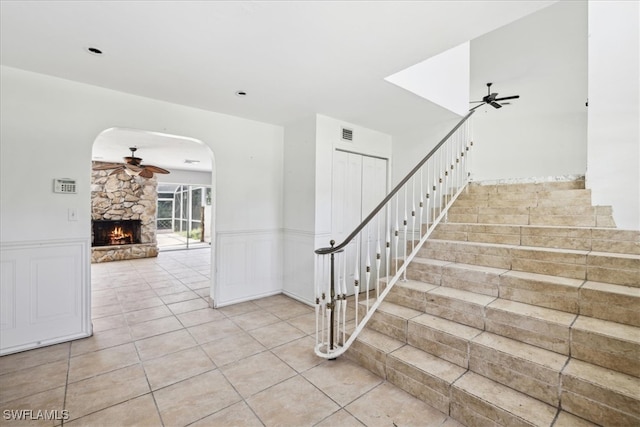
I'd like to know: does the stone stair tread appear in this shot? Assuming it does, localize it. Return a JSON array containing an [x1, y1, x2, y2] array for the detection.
[[410, 314, 482, 341], [390, 344, 466, 384], [452, 371, 557, 426], [471, 332, 567, 371], [502, 270, 584, 288], [488, 299, 576, 326], [428, 286, 496, 306], [553, 411, 600, 427], [431, 238, 590, 256], [582, 280, 640, 299], [411, 257, 452, 268], [572, 316, 640, 344], [394, 278, 439, 293], [444, 262, 509, 276], [373, 300, 423, 320], [355, 328, 404, 354], [563, 358, 640, 402]]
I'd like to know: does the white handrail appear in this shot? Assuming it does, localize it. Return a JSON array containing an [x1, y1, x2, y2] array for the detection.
[[314, 112, 475, 358]]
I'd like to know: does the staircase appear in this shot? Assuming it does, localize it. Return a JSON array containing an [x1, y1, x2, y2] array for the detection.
[[344, 179, 640, 426]]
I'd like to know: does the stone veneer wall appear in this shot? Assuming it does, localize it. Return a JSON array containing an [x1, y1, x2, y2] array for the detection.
[[91, 164, 159, 263]]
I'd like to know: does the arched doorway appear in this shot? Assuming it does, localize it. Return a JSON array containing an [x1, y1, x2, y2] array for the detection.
[[91, 128, 216, 305]]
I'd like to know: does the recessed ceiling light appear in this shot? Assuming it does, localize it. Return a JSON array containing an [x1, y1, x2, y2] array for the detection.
[[235, 90, 247, 97], [85, 46, 103, 56]]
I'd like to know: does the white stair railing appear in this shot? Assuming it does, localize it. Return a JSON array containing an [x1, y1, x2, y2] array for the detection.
[[314, 111, 475, 358]]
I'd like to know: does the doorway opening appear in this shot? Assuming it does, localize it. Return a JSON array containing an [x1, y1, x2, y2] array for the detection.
[[157, 184, 212, 251]]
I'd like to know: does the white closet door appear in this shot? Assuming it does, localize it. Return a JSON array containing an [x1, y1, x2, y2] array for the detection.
[[331, 151, 387, 296]]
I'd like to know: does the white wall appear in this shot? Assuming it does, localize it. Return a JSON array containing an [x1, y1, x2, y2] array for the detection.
[[282, 114, 393, 304], [586, 1, 640, 230], [282, 117, 317, 303], [157, 169, 213, 187], [469, 1, 588, 182], [0, 66, 284, 322]]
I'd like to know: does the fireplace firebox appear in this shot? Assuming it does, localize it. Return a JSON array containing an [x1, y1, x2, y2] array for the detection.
[[92, 220, 142, 247]]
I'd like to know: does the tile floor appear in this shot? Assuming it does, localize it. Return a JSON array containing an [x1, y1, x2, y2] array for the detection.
[[0, 248, 460, 427]]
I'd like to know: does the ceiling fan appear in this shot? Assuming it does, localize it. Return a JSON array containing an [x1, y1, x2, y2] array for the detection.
[[92, 147, 170, 178], [470, 82, 520, 111]]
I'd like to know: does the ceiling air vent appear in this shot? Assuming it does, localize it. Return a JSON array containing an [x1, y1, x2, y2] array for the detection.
[[341, 127, 354, 142]]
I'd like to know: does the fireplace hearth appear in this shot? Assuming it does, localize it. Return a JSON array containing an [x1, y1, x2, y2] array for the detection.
[[92, 220, 142, 247]]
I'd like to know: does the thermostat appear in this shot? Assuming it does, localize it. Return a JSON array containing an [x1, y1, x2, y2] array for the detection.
[[53, 178, 77, 194]]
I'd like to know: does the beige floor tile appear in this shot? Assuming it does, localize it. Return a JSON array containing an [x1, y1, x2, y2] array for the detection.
[[189, 401, 263, 427], [70, 326, 133, 357], [303, 358, 383, 407], [124, 305, 173, 325], [248, 321, 307, 349], [149, 283, 190, 294], [63, 394, 161, 427], [64, 364, 150, 421], [143, 346, 215, 390], [129, 315, 183, 340], [218, 301, 261, 317], [175, 307, 225, 327], [159, 290, 199, 304], [247, 375, 339, 426], [91, 303, 123, 319], [231, 310, 281, 331], [187, 318, 244, 345], [91, 313, 127, 332], [286, 311, 317, 333], [153, 370, 241, 426], [68, 343, 139, 383], [221, 351, 296, 398], [167, 298, 209, 315], [272, 336, 324, 373], [200, 332, 266, 367], [134, 329, 197, 361], [0, 386, 65, 427], [0, 359, 68, 403], [266, 300, 314, 320], [315, 409, 366, 427], [115, 289, 157, 302], [346, 382, 448, 427], [120, 296, 165, 313], [0, 342, 69, 376]]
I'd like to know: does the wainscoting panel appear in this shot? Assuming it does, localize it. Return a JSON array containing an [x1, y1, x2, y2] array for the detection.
[[283, 230, 316, 305], [0, 239, 91, 355], [216, 230, 282, 307]]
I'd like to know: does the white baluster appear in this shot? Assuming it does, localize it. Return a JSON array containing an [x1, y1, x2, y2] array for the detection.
[[365, 224, 371, 311], [403, 186, 408, 281], [376, 215, 381, 299], [419, 168, 424, 240], [354, 235, 360, 325]]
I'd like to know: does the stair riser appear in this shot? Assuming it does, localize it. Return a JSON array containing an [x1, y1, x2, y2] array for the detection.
[[421, 241, 639, 286], [499, 275, 580, 313], [359, 306, 409, 343], [561, 391, 639, 426], [386, 356, 451, 414], [484, 311, 571, 355], [425, 294, 487, 329], [433, 224, 640, 255], [450, 386, 547, 427], [407, 322, 472, 368], [441, 265, 502, 297], [570, 330, 639, 378], [344, 339, 388, 379], [580, 285, 640, 327], [469, 343, 563, 406]]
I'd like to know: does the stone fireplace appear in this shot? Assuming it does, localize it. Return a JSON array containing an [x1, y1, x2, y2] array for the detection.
[[91, 164, 159, 262]]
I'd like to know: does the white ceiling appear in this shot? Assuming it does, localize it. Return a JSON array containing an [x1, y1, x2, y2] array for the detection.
[[1, 1, 556, 171]]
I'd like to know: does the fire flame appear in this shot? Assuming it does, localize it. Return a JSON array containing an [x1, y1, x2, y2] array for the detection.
[[109, 226, 133, 245]]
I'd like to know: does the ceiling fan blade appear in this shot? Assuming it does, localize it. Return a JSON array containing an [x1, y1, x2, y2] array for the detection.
[[139, 169, 154, 179], [469, 100, 485, 104], [494, 95, 520, 101], [490, 101, 503, 109], [124, 163, 143, 172], [108, 167, 125, 176], [143, 165, 170, 174], [92, 162, 122, 170]]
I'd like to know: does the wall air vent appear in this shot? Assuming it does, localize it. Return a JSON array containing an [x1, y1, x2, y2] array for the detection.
[[341, 127, 354, 142]]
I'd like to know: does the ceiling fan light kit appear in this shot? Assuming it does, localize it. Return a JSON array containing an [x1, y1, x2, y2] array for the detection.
[[92, 147, 170, 178], [469, 82, 520, 112]]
